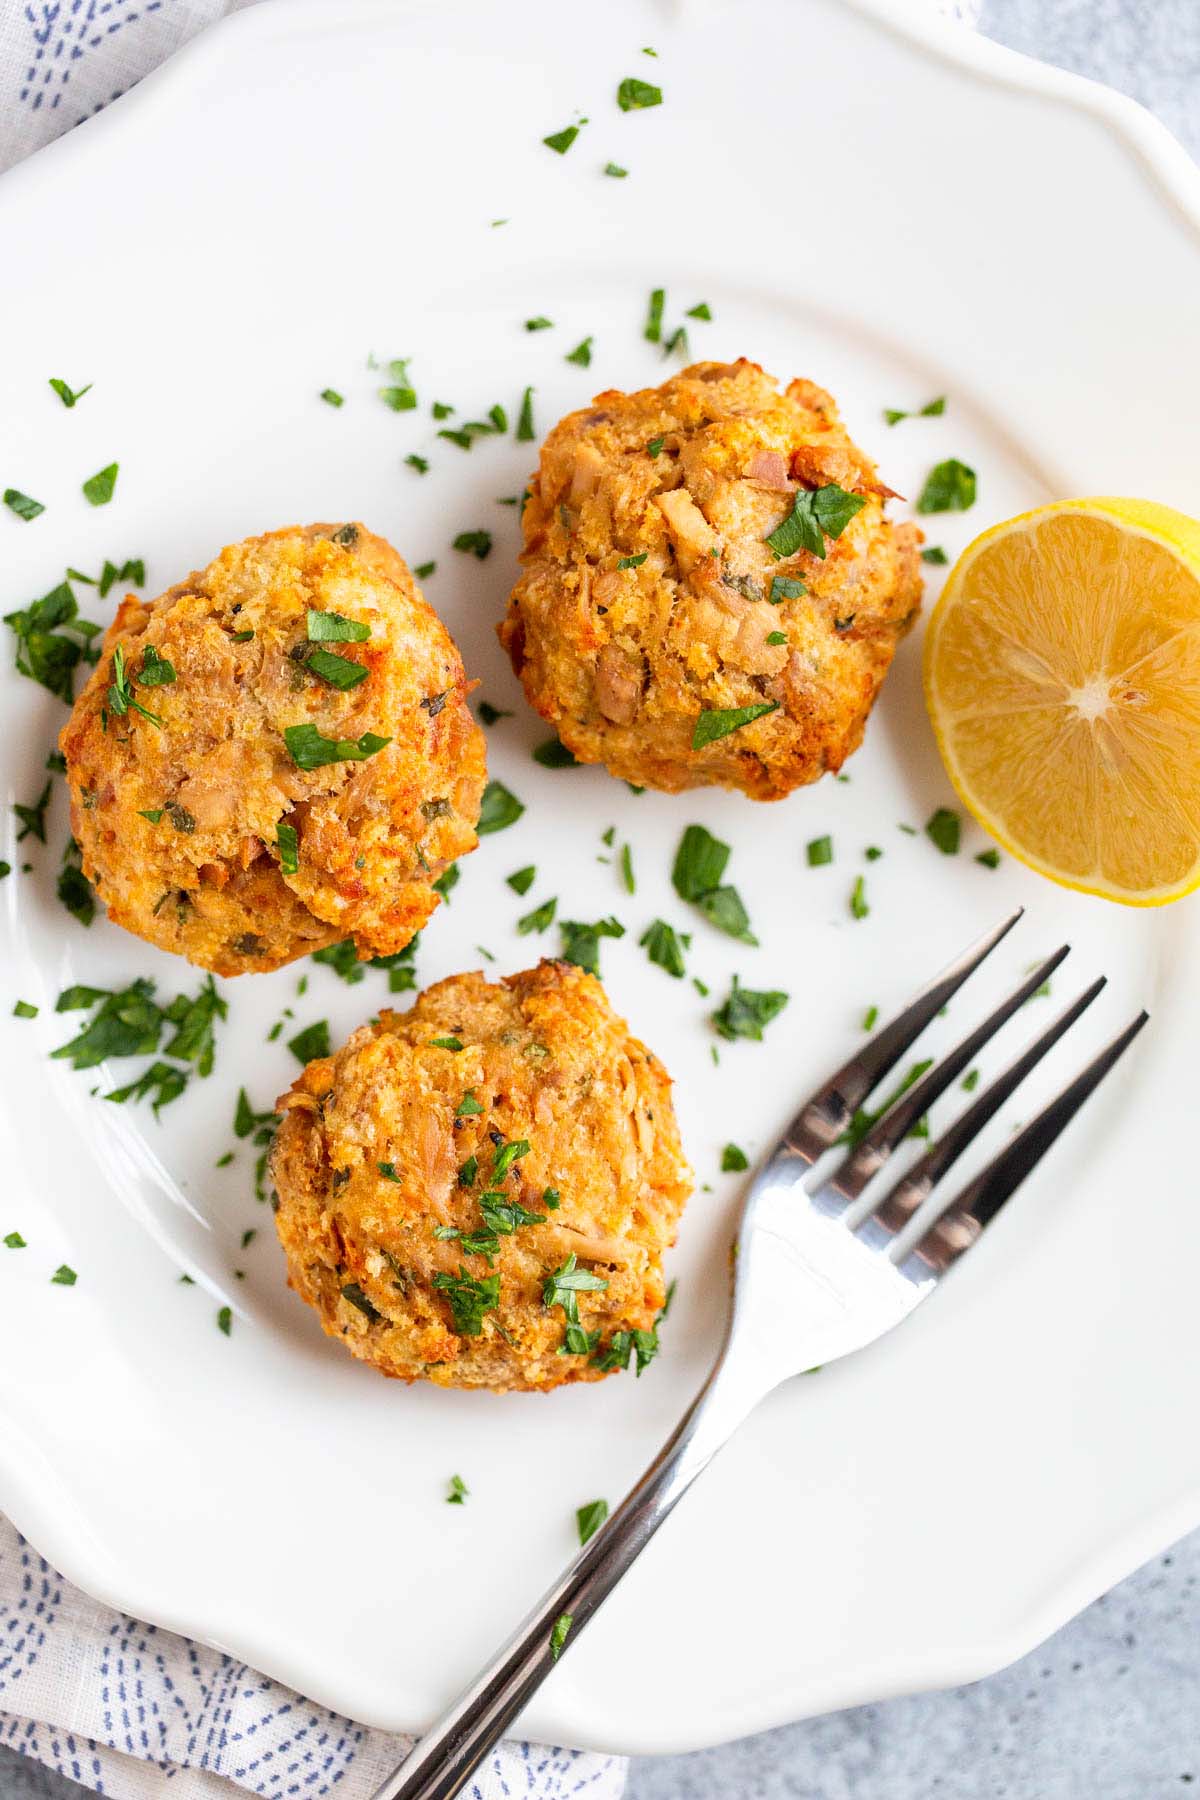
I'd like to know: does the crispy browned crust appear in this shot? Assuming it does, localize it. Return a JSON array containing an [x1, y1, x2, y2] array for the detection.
[[499, 359, 923, 799], [270, 961, 693, 1392], [60, 523, 487, 974]]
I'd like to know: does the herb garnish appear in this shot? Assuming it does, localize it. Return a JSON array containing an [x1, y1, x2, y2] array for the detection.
[[640, 919, 687, 978], [646, 435, 665, 457], [884, 396, 945, 426], [619, 842, 635, 894], [842, 1059, 933, 1149], [3, 583, 103, 708], [507, 865, 536, 895], [3, 1233, 25, 1249], [565, 337, 594, 367], [415, 561, 437, 580], [57, 839, 95, 925], [405, 454, 429, 475], [577, 1499, 608, 1545], [283, 725, 390, 769], [137, 644, 176, 687], [378, 1163, 402, 1183], [686, 302, 712, 321], [543, 125, 580, 154], [692, 702, 778, 749], [429, 1036, 464, 1052], [712, 977, 789, 1042], [769, 575, 806, 602], [516, 385, 536, 443], [849, 875, 869, 919], [604, 162, 628, 178], [378, 358, 417, 411], [82, 463, 119, 507], [926, 808, 961, 854], [766, 630, 787, 646], [544, 1253, 609, 1323], [49, 377, 92, 407], [559, 915, 624, 976], [644, 288, 665, 343], [13, 1001, 37, 1019], [976, 848, 1001, 869], [518, 896, 557, 935], [52, 1264, 77, 1287], [447, 1474, 469, 1505], [478, 781, 525, 834], [916, 459, 976, 514], [722, 1144, 749, 1172], [107, 645, 162, 726], [452, 530, 492, 560], [14, 780, 51, 843], [617, 552, 647, 570], [533, 737, 578, 768], [617, 77, 662, 110], [277, 821, 299, 874], [525, 317, 554, 331], [305, 648, 369, 690], [765, 483, 865, 560], [806, 835, 833, 867], [320, 388, 344, 407], [550, 1613, 573, 1660], [288, 1020, 331, 1063], [433, 1266, 500, 1336], [921, 546, 949, 565], [3, 489, 45, 522], [307, 608, 371, 643]]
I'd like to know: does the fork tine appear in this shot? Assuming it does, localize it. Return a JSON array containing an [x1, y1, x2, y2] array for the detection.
[[782, 909, 1023, 1167], [900, 1008, 1149, 1274], [829, 943, 1070, 1202]]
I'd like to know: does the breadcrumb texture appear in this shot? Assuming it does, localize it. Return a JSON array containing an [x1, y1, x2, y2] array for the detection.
[[270, 960, 693, 1392], [60, 524, 486, 974], [499, 359, 923, 799]]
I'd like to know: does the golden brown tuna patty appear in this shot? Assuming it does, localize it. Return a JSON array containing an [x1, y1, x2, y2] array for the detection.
[[499, 359, 923, 799], [270, 960, 693, 1392], [60, 523, 486, 974]]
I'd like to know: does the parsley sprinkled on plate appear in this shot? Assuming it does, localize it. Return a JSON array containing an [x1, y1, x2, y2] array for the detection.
[[283, 725, 390, 769], [405, 454, 430, 475], [884, 396, 945, 426], [559, 915, 624, 975], [640, 919, 686, 978], [550, 1612, 573, 1660], [516, 386, 536, 443], [52, 1264, 77, 1286], [849, 876, 869, 920], [712, 977, 789, 1042], [276, 821, 299, 874], [976, 848, 1001, 869], [862, 1005, 879, 1031], [644, 287, 665, 343], [692, 701, 778, 749], [14, 780, 51, 843], [433, 1266, 500, 1335], [414, 561, 437, 580], [619, 842, 635, 894], [604, 162, 628, 178], [507, 866, 536, 895], [686, 302, 712, 321], [378, 358, 417, 411], [576, 1499, 608, 1545], [533, 737, 578, 767], [921, 546, 949, 565], [3, 1232, 26, 1249], [721, 1143, 749, 1172], [447, 1473, 469, 1505], [525, 316, 553, 331], [925, 807, 961, 854], [765, 482, 864, 560], [663, 325, 688, 358], [478, 781, 524, 834], [673, 824, 730, 898], [4, 488, 45, 522], [565, 337, 594, 367], [806, 835, 833, 867], [49, 377, 92, 408], [917, 459, 976, 514], [543, 124, 581, 154], [82, 463, 119, 507], [452, 530, 492, 560], [518, 896, 557, 935], [13, 1001, 37, 1019], [617, 76, 662, 111], [288, 1020, 330, 1063], [320, 388, 344, 407]]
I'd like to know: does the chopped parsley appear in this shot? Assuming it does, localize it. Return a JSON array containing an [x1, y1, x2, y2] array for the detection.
[[962, 1068, 981, 1093], [604, 161, 628, 178], [378, 1162, 402, 1183], [429, 1036, 464, 1052], [766, 630, 787, 646], [558, 914, 624, 976], [769, 575, 806, 602], [925, 808, 961, 854], [305, 647, 368, 691], [533, 737, 578, 767], [107, 644, 162, 726], [432, 864, 459, 902], [577, 1499, 608, 1545], [52, 979, 163, 1069], [865, 846, 883, 861], [3, 489, 45, 522], [765, 482, 865, 560], [288, 1019, 331, 1063], [49, 377, 92, 407], [432, 401, 454, 419], [849, 875, 869, 919], [518, 896, 557, 935], [457, 1091, 484, 1117], [550, 1613, 573, 1661], [13, 1000, 37, 1019], [543, 1252, 608, 1323], [105, 1061, 188, 1111], [307, 608, 371, 643], [3, 1232, 26, 1249], [516, 386, 536, 443], [6, 582, 102, 700], [686, 302, 712, 321], [433, 1266, 500, 1336], [14, 780, 51, 843], [565, 337, 594, 367], [673, 824, 729, 899], [276, 821, 299, 874], [842, 1059, 933, 1148], [82, 463, 119, 507], [921, 546, 949, 565], [644, 287, 665, 344], [543, 124, 581, 154], [414, 561, 437, 580], [57, 839, 96, 926], [663, 325, 689, 358], [696, 887, 755, 942], [619, 843, 635, 894], [640, 919, 687, 978], [51, 1264, 78, 1287], [646, 436, 665, 457], [862, 1005, 879, 1031], [378, 358, 417, 411], [712, 977, 789, 1042], [617, 76, 662, 111], [340, 1283, 380, 1320], [525, 317, 554, 331], [692, 701, 778, 749], [405, 454, 430, 474], [452, 530, 492, 559], [447, 1474, 469, 1505], [320, 388, 344, 407], [976, 848, 1001, 869], [617, 552, 647, 570], [883, 396, 945, 426], [137, 644, 176, 687], [916, 459, 976, 514], [507, 865, 536, 895], [478, 780, 525, 834], [721, 1143, 749, 1172], [806, 835, 833, 867], [283, 724, 390, 769]]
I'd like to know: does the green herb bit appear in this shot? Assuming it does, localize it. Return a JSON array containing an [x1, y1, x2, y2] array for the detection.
[[104, 1060, 188, 1112], [340, 1283, 380, 1320], [862, 1005, 879, 1031], [137, 644, 176, 688], [712, 976, 789, 1043], [543, 1188, 561, 1210], [57, 838, 95, 926], [447, 1473, 469, 1505], [230, 629, 255, 643], [306, 647, 369, 691], [378, 358, 417, 410], [82, 463, 118, 507], [806, 835, 833, 868], [283, 724, 389, 770], [106, 644, 161, 725], [925, 808, 961, 854], [640, 919, 686, 978], [619, 842, 635, 894], [479, 1193, 544, 1237], [692, 701, 778, 749], [4, 1232, 26, 1249], [916, 459, 976, 514], [721, 1143, 749, 1173], [766, 630, 787, 646], [433, 1265, 500, 1336], [577, 1499, 608, 1545], [429, 1035, 464, 1052], [849, 874, 869, 919], [533, 737, 578, 767], [558, 915, 624, 976], [765, 483, 865, 560], [673, 824, 730, 900], [525, 317, 554, 331], [478, 780, 525, 835], [414, 561, 437, 581], [452, 530, 492, 560], [543, 1252, 609, 1325], [518, 897, 557, 935], [920, 546, 949, 567], [49, 376, 93, 407], [663, 325, 689, 358], [695, 886, 756, 943], [604, 162, 628, 178], [617, 76, 662, 111], [97, 557, 145, 597], [617, 552, 647, 570], [377, 1162, 402, 1183], [769, 575, 806, 602], [432, 864, 459, 903], [320, 389, 343, 407], [864, 846, 883, 862], [543, 124, 580, 154], [14, 780, 52, 843], [644, 287, 665, 343], [4, 488, 45, 522], [962, 1068, 981, 1093], [52, 1264, 78, 1286], [288, 1019, 331, 1063], [276, 821, 299, 875], [550, 1612, 573, 1660], [842, 1060, 933, 1149], [13, 1000, 37, 1019], [646, 435, 665, 457], [457, 1091, 484, 1118], [976, 848, 1001, 869], [516, 385, 536, 443], [565, 337, 594, 367], [307, 608, 370, 643], [405, 454, 430, 476]]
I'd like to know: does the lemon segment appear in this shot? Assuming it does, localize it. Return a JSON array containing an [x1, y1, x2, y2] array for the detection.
[[923, 498, 1200, 906]]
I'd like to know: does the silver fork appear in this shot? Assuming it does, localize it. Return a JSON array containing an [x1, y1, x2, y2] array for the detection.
[[375, 911, 1148, 1800]]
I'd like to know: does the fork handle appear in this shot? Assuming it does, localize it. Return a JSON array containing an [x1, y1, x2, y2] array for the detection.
[[372, 1356, 752, 1800]]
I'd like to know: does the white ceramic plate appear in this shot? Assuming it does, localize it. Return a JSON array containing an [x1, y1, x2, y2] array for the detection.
[[2, 0, 1199, 1755]]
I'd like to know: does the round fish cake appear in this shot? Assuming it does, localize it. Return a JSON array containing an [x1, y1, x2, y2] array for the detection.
[[499, 358, 923, 799], [270, 960, 693, 1392], [60, 523, 486, 974]]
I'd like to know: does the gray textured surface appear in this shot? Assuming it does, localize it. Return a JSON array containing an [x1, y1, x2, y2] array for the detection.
[[3, 2, 1199, 1797]]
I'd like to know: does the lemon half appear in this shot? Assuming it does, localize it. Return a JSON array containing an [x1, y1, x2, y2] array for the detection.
[[924, 498, 1200, 906]]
